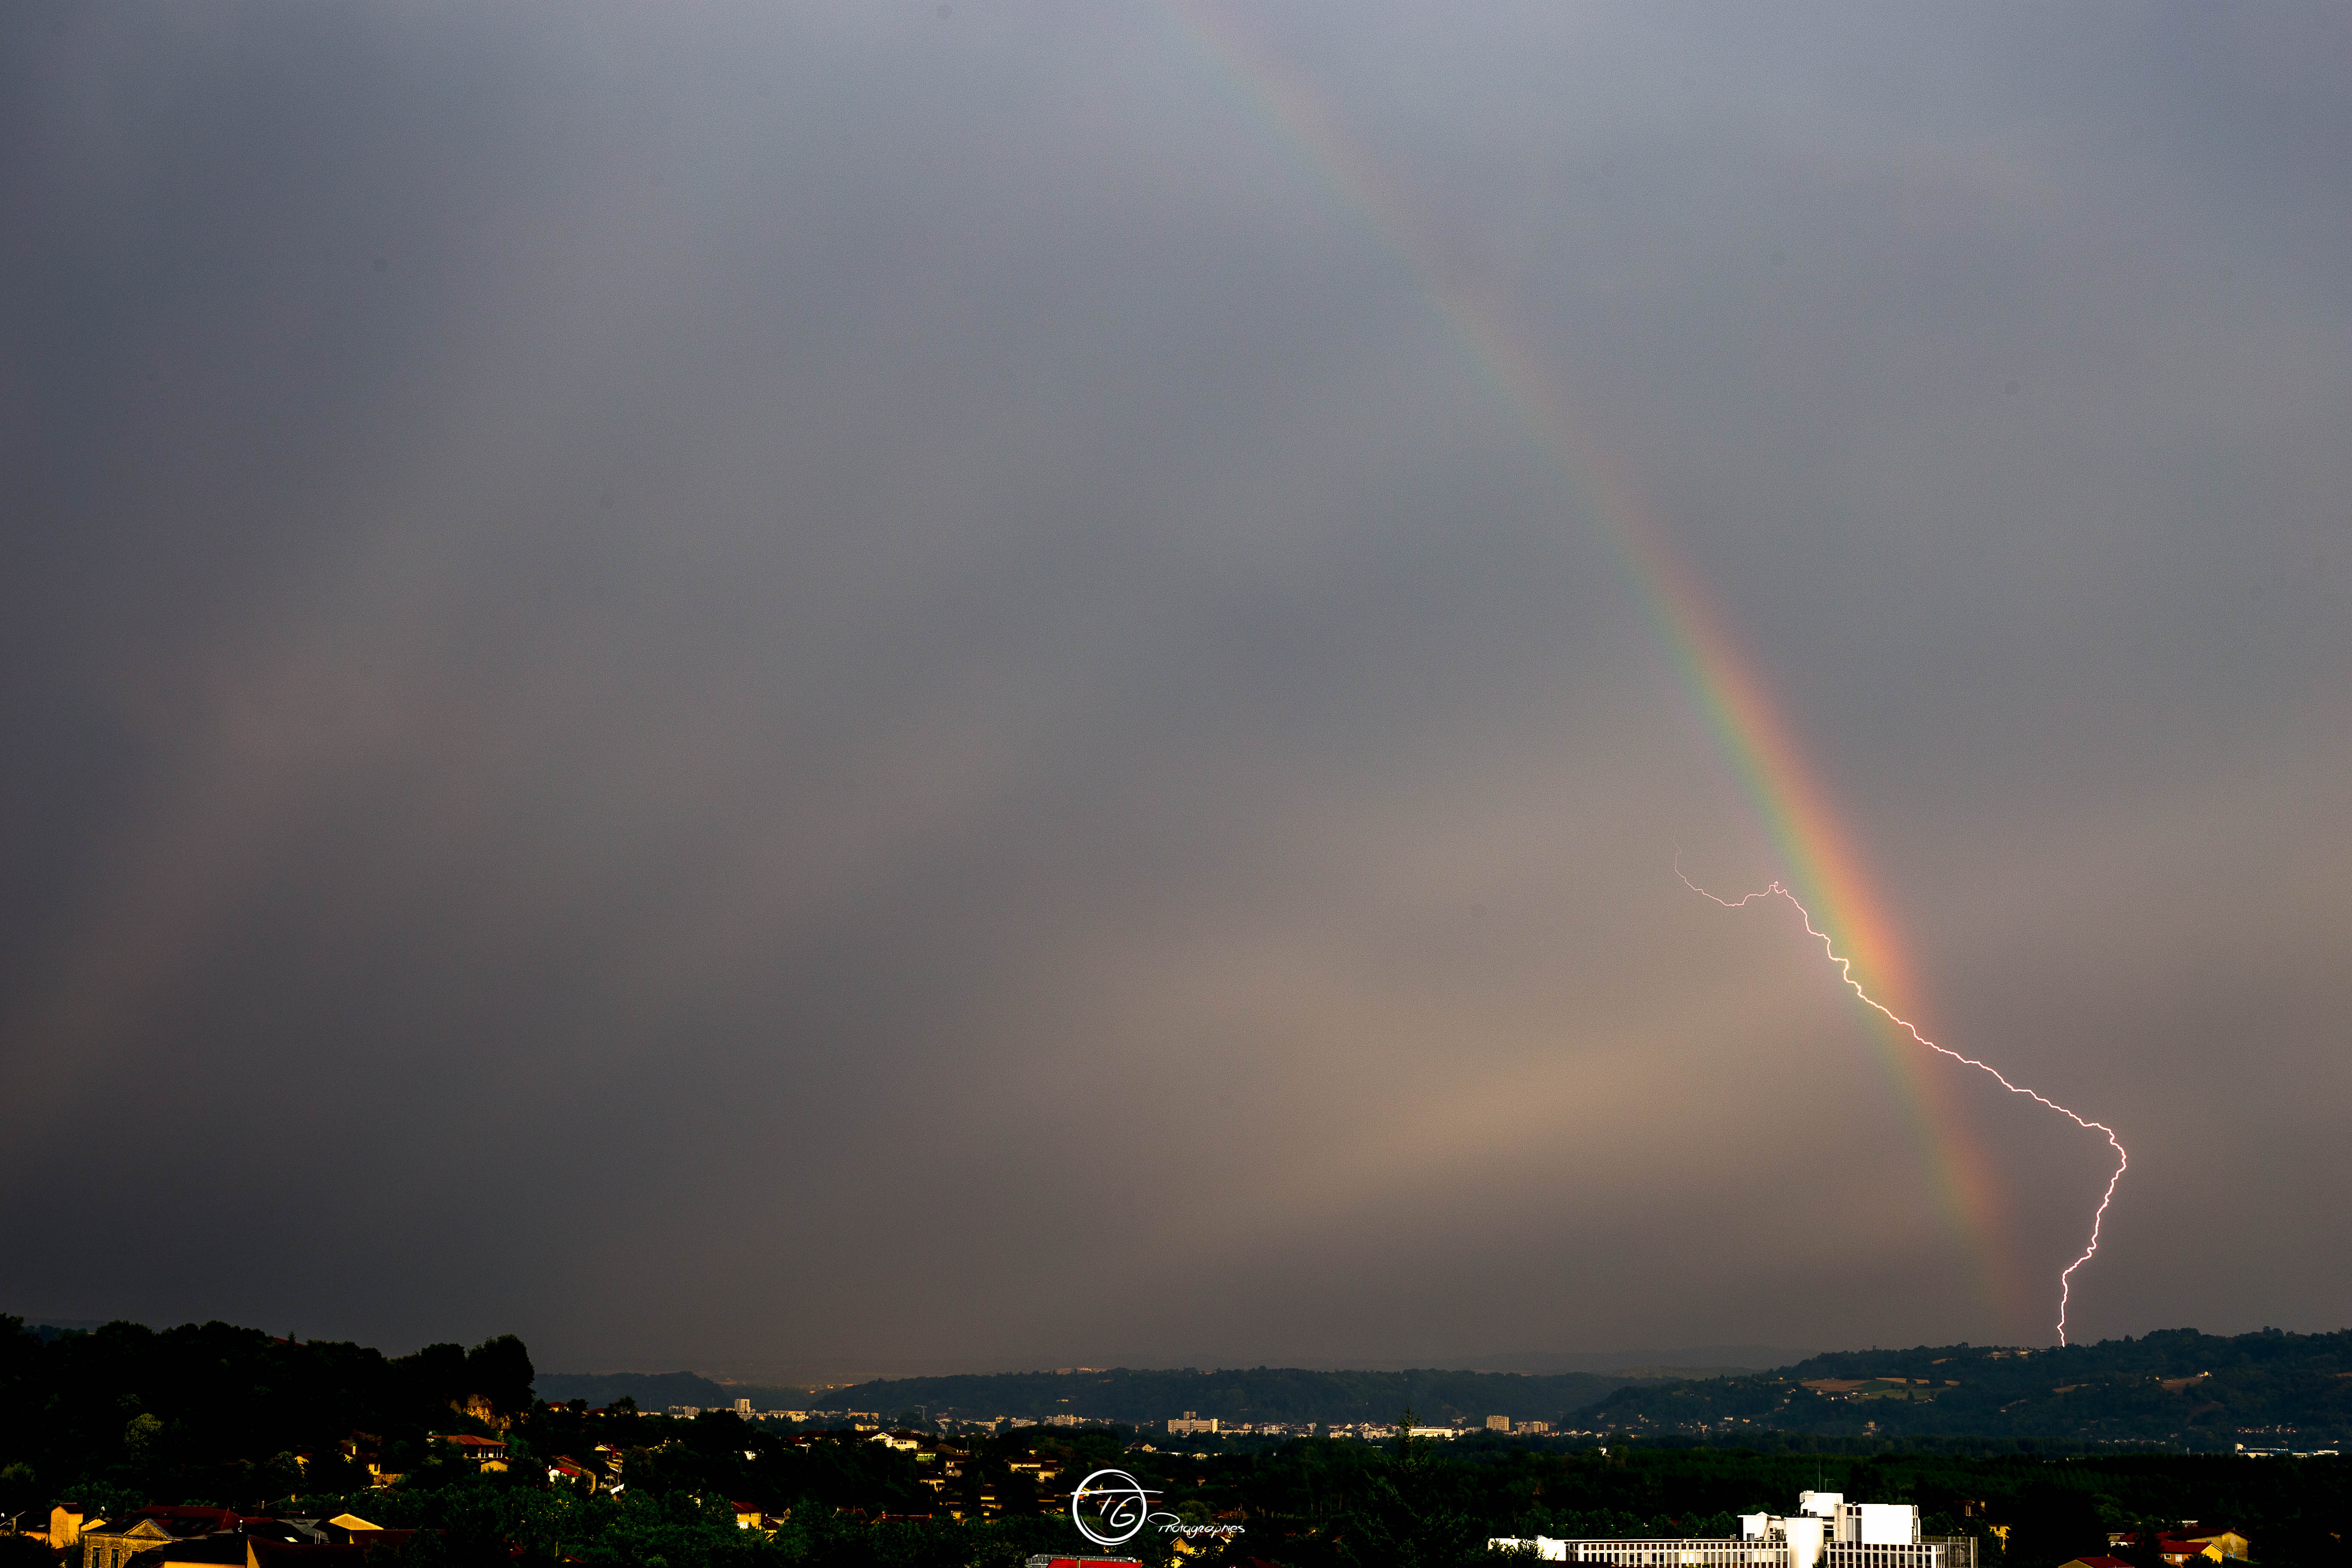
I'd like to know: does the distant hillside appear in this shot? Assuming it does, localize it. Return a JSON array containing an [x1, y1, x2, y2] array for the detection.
[[1472, 1347, 1814, 1375], [536, 1370, 751, 1408], [812, 1365, 1646, 1425], [537, 1329, 2352, 1446], [1580, 1326, 2352, 1448]]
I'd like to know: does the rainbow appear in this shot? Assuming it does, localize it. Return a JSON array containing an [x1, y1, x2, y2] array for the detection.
[[1161, 3, 2040, 1327]]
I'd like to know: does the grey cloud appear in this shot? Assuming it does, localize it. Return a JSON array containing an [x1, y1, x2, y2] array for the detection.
[[3, 2, 2347, 1375]]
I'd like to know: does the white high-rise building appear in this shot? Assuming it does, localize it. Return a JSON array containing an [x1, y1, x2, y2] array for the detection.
[[1494, 1491, 1977, 1568]]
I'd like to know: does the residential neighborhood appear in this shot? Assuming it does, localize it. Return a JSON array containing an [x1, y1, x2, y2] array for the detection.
[[2, 1318, 2339, 1568]]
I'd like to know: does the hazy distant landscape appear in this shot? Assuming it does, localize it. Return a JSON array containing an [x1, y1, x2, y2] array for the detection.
[[538, 1327, 2351, 1449]]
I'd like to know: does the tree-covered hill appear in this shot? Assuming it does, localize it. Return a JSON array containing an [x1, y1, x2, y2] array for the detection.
[[0, 1315, 534, 1511], [1579, 1327, 2352, 1448], [536, 1329, 2352, 1445]]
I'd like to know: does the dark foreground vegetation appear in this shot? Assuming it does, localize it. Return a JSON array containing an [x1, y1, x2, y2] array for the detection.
[[4, 1318, 2347, 1568]]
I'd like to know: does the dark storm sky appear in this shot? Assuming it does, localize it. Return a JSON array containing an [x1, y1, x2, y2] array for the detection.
[[3, 3, 2348, 1381]]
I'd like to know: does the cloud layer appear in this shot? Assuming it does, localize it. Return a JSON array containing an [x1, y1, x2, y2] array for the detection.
[[3, 2, 2348, 1377]]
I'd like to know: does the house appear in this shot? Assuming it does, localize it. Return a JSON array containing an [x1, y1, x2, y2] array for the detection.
[[313, 1517, 384, 1546], [436, 1433, 508, 1473], [118, 1520, 379, 1568], [34, 1505, 89, 1550], [917, 1446, 969, 1519], [2057, 1558, 2135, 1568], [122, 1532, 254, 1568], [2106, 1531, 2251, 1566], [549, 1457, 598, 1489], [1002, 1458, 1068, 1518], [337, 1434, 398, 1488], [245, 1540, 373, 1568], [81, 1509, 259, 1568]]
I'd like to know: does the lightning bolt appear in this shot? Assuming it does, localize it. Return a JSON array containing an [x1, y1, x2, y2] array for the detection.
[[1678, 859, 2126, 1346]]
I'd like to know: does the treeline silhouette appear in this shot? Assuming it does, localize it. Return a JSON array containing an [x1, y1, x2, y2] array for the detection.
[[0, 1316, 531, 1513]]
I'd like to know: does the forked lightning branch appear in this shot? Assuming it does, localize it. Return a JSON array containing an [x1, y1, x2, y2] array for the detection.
[[1681, 861, 2127, 1344]]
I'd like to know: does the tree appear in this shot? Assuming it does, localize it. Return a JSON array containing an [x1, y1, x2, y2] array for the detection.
[[1333, 1472, 1486, 1568], [401, 1345, 470, 1410], [466, 1338, 536, 1424], [2003, 1485, 2108, 1568], [1392, 1409, 1423, 1470]]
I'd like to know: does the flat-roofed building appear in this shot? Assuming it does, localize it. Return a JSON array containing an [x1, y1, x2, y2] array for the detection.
[[1497, 1493, 1976, 1568]]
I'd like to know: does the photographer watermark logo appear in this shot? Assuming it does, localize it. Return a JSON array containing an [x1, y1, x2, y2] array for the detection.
[[1070, 1469, 1244, 1548], [1070, 1470, 1157, 1547]]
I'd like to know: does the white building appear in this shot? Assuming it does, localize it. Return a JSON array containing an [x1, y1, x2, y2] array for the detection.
[[1495, 1492, 1976, 1568], [1168, 1412, 1219, 1435]]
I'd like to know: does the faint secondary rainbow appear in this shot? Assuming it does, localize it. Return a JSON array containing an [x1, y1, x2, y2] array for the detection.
[[1159, 3, 2058, 1328]]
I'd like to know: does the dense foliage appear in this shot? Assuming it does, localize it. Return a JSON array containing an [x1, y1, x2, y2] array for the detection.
[[0, 1317, 532, 1511]]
